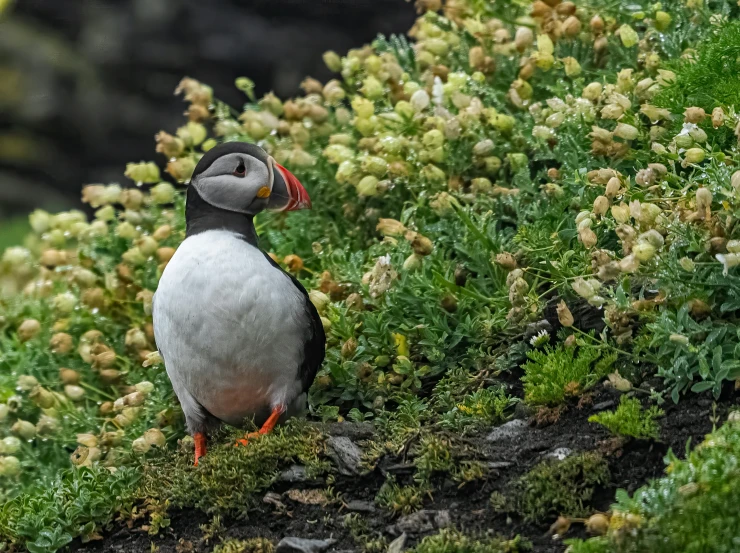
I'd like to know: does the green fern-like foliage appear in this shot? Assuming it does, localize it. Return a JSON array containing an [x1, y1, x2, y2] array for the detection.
[[521, 346, 613, 406], [589, 396, 664, 441]]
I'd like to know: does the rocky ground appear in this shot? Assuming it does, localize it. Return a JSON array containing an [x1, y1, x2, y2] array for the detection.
[[70, 390, 723, 553]]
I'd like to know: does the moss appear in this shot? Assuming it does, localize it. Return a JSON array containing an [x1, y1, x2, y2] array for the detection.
[[375, 477, 426, 515], [589, 396, 663, 441], [409, 528, 531, 553], [521, 346, 612, 406], [138, 421, 328, 515], [213, 538, 274, 553], [514, 452, 610, 523]]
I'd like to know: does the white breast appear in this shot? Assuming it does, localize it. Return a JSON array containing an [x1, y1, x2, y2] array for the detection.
[[153, 230, 307, 426]]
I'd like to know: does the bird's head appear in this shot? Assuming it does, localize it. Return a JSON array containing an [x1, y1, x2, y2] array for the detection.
[[188, 142, 311, 215]]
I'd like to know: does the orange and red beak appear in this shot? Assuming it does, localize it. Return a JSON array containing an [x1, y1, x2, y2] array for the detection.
[[271, 161, 311, 211]]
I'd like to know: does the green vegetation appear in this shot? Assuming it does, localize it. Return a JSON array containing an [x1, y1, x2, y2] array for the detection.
[[212, 538, 274, 553], [514, 452, 610, 523], [569, 415, 740, 553], [521, 345, 613, 405], [589, 396, 664, 440], [376, 477, 427, 515], [409, 528, 530, 553], [2, 0, 740, 549]]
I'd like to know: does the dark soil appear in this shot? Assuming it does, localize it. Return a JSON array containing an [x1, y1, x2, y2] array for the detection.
[[71, 391, 731, 553]]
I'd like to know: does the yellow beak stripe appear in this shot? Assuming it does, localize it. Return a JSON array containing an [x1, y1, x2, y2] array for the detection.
[[257, 186, 271, 198]]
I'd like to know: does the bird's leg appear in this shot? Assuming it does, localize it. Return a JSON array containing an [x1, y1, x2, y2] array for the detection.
[[235, 405, 286, 446], [194, 432, 207, 466]]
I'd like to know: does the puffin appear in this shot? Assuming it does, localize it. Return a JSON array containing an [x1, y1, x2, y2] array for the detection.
[[152, 142, 325, 466]]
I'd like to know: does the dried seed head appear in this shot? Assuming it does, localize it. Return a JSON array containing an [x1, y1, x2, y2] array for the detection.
[[309, 290, 330, 314], [18, 319, 41, 342], [590, 14, 605, 33], [593, 196, 610, 216], [684, 107, 706, 124], [50, 332, 74, 354], [711, 107, 725, 128], [557, 301, 574, 327], [144, 428, 167, 448], [341, 338, 358, 359], [562, 16, 581, 38], [586, 514, 610, 535], [494, 252, 518, 271], [59, 368, 80, 385]]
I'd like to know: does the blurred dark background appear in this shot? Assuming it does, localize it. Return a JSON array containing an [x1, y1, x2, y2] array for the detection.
[[0, 0, 415, 236]]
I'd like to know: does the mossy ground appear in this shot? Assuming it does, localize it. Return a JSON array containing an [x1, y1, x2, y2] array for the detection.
[[61, 390, 719, 553]]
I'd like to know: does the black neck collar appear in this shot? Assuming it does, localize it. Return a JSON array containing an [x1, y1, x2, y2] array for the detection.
[[185, 186, 259, 247]]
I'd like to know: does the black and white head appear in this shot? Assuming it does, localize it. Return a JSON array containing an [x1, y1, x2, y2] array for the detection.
[[188, 142, 311, 216]]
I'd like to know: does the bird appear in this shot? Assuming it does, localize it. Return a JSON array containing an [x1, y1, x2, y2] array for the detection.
[[152, 142, 325, 466]]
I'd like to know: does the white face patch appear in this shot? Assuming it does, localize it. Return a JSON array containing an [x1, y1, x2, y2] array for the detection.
[[191, 152, 274, 214]]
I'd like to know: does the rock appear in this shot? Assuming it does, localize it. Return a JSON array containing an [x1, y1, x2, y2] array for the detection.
[[487, 461, 513, 470], [346, 500, 376, 513], [276, 537, 337, 553], [326, 436, 364, 476], [546, 447, 572, 461], [486, 419, 529, 442], [279, 464, 309, 483], [592, 400, 615, 412], [388, 510, 451, 536], [387, 533, 407, 553]]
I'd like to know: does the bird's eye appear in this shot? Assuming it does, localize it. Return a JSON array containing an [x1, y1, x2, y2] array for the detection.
[[233, 160, 246, 177]]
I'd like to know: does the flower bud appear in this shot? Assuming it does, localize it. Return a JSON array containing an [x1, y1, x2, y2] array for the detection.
[[557, 301, 574, 327], [0, 436, 20, 456], [619, 24, 639, 47], [679, 257, 696, 272], [494, 253, 518, 270], [586, 514, 610, 536], [77, 434, 98, 448], [17, 375, 39, 391], [132, 437, 151, 455], [18, 319, 41, 342], [582, 82, 602, 101], [683, 148, 705, 165], [125, 162, 160, 184], [50, 333, 74, 354], [0, 456, 21, 477], [12, 420, 37, 440], [309, 290, 330, 314], [125, 391, 146, 407], [135, 381, 155, 395], [716, 253, 740, 276], [144, 428, 167, 448], [409, 234, 434, 256], [712, 107, 725, 128], [64, 385, 85, 402], [30, 386, 55, 409], [633, 242, 657, 262], [400, 252, 422, 273], [593, 196, 609, 216], [341, 338, 358, 359], [562, 16, 581, 38], [696, 187, 713, 211], [356, 175, 379, 197], [684, 107, 706, 124], [563, 57, 581, 77], [614, 123, 639, 141], [0, 404, 8, 422], [125, 328, 148, 351]]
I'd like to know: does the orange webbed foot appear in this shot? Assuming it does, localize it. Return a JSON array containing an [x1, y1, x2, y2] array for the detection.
[[194, 432, 207, 466], [235, 405, 286, 447]]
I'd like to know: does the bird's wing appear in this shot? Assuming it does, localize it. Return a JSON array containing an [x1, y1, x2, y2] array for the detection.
[[261, 252, 325, 393]]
